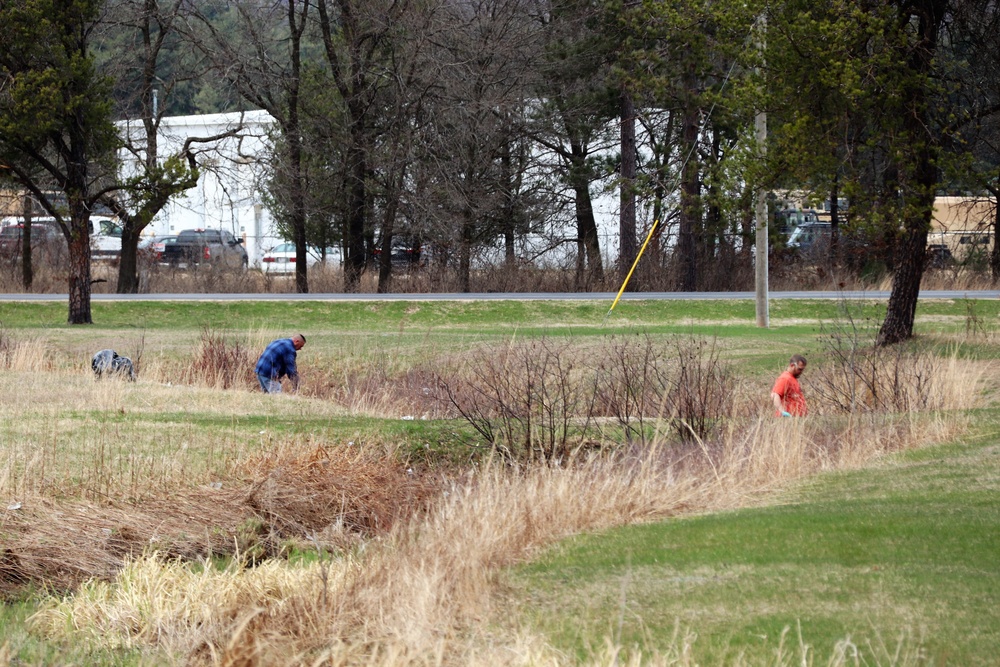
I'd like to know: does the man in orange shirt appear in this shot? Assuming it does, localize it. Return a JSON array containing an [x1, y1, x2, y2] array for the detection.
[[771, 355, 807, 417]]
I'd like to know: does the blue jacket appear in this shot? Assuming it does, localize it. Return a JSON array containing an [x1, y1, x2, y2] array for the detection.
[[255, 338, 298, 380]]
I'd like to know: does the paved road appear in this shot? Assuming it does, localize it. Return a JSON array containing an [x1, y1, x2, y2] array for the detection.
[[1, 290, 998, 301]]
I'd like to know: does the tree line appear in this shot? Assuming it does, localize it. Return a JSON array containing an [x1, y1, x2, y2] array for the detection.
[[1, 0, 999, 344]]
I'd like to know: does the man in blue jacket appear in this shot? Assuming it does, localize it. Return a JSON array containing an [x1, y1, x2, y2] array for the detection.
[[255, 334, 306, 393]]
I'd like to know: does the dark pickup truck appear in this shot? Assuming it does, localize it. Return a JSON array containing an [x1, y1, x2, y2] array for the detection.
[[161, 228, 248, 269]]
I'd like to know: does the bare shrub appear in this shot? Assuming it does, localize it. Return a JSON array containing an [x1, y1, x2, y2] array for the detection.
[[665, 336, 737, 440], [812, 306, 946, 413], [439, 335, 737, 461], [183, 328, 256, 390], [594, 335, 736, 443], [438, 339, 599, 463], [593, 334, 670, 444]]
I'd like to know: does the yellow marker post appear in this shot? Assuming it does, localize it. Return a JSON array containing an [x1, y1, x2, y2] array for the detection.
[[605, 219, 659, 322]]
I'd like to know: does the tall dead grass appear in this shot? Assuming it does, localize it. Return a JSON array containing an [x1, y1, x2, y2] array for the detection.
[[0, 328, 50, 373], [28, 390, 972, 665]]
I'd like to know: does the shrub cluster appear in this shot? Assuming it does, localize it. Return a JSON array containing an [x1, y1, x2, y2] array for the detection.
[[812, 307, 945, 413], [437, 335, 737, 463], [183, 328, 256, 390]]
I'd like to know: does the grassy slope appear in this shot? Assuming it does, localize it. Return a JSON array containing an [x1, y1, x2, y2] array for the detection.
[[2, 298, 998, 665], [510, 421, 1000, 665]]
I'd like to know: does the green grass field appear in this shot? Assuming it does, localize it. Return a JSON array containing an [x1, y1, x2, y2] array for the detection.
[[0, 296, 998, 665], [509, 420, 1000, 665]]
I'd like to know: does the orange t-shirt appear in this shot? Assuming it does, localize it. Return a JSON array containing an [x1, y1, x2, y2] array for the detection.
[[772, 370, 807, 416]]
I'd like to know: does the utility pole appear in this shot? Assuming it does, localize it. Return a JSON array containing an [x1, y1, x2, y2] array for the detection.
[[754, 15, 769, 328]]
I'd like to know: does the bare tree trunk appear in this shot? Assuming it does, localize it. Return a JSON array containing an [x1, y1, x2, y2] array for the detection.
[[20, 193, 32, 290], [343, 118, 368, 291], [118, 223, 142, 291], [829, 175, 840, 265], [878, 206, 930, 345], [568, 141, 603, 287], [619, 90, 637, 284], [376, 167, 404, 293], [678, 97, 700, 291], [989, 177, 1000, 281], [500, 137, 516, 266], [459, 208, 473, 293]]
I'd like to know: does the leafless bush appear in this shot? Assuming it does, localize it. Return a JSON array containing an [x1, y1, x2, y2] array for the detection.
[[184, 328, 256, 389], [439, 335, 737, 461], [438, 339, 598, 463], [666, 336, 737, 439], [812, 305, 942, 413], [594, 335, 736, 443], [593, 335, 670, 444]]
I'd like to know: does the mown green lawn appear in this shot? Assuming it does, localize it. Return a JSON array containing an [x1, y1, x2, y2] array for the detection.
[[510, 419, 1000, 665]]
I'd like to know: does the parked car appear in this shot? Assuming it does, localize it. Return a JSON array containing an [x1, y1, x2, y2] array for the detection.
[[161, 228, 248, 269], [138, 235, 178, 263], [0, 216, 122, 262], [0, 220, 66, 262], [261, 243, 341, 274], [90, 216, 123, 262], [786, 222, 832, 257], [373, 237, 424, 269]]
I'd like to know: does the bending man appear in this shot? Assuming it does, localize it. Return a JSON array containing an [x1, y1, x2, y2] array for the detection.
[[255, 334, 306, 394]]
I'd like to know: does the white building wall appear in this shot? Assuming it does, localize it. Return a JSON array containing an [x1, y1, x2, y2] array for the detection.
[[118, 110, 282, 267]]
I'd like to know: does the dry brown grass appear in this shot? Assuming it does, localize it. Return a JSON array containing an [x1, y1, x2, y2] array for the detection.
[[1, 329, 985, 665], [1, 442, 437, 599], [27, 406, 970, 665]]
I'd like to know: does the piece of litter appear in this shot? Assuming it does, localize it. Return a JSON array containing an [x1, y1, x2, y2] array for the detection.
[[6, 502, 21, 511], [259, 430, 267, 435], [209, 482, 222, 490], [401, 415, 414, 420]]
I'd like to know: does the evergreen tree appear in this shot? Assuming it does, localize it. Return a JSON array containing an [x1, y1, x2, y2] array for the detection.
[[0, 0, 119, 323]]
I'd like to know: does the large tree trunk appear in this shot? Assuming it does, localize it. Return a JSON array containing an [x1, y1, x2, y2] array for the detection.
[[67, 204, 93, 325], [568, 139, 603, 287], [619, 90, 637, 284], [286, 0, 309, 295], [677, 96, 700, 291], [877, 207, 931, 345], [877, 0, 946, 346], [344, 138, 368, 292], [117, 220, 142, 293], [288, 127, 309, 294]]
